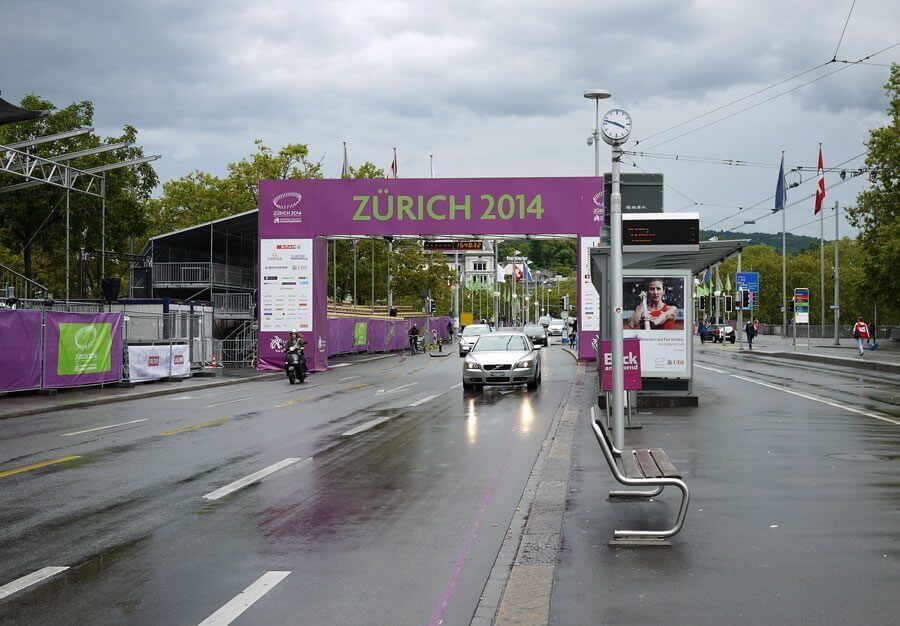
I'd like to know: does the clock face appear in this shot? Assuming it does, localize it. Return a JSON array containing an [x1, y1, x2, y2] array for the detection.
[[601, 109, 632, 144]]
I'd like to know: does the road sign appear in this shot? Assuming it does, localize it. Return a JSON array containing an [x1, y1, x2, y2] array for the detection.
[[794, 288, 809, 324], [736, 272, 759, 293]]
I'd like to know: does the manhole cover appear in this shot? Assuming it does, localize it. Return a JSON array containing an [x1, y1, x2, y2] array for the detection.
[[825, 453, 890, 462]]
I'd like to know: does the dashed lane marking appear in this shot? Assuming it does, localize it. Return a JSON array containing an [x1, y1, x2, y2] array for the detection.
[[203, 396, 254, 409], [376, 382, 420, 395], [329, 363, 353, 368], [162, 418, 228, 436], [274, 396, 311, 409], [198, 571, 291, 625], [341, 415, 396, 437], [0, 566, 69, 602], [409, 394, 440, 407], [729, 374, 900, 426], [61, 419, 148, 436], [0, 455, 81, 480], [202, 458, 307, 501], [449, 382, 463, 389], [695, 364, 728, 374], [339, 375, 362, 382]]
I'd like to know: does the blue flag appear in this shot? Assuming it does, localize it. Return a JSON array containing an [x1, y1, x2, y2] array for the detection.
[[774, 152, 785, 212]]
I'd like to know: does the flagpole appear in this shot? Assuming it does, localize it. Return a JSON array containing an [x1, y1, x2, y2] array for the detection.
[[780, 151, 787, 338], [833, 201, 840, 345], [818, 143, 825, 338]]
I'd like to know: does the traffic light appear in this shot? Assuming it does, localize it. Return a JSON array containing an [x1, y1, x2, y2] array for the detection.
[[724, 295, 733, 313], [700, 296, 709, 310], [739, 290, 751, 309]]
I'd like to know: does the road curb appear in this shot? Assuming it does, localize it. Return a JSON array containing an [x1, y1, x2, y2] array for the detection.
[[0, 374, 282, 420], [474, 362, 585, 626], [745, 350, 900, 374]]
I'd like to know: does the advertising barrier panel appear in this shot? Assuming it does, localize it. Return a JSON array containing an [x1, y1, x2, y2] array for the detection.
[[44, 312, 123, 388], [0, 309, 43, 393], [127, 344, 190, 382]]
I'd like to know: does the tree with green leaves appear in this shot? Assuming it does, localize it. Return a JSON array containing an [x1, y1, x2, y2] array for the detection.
[[0, 94, 157, 296], [847, 63, 900, 314]]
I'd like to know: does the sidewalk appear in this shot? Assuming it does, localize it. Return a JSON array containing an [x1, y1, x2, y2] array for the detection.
[[0, 371, 279, 420], [737, 334, 900, 374]]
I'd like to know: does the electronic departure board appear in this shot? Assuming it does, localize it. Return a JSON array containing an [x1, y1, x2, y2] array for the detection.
[[622, 213, 700, 251], [423, 240, 483, 251]]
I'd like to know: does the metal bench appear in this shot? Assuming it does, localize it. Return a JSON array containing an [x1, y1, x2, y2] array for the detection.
[[590, 406, 690, 545]]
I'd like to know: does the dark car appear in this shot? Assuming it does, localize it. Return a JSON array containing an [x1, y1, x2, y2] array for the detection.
[[708, 323, 736, 344], [523, 323, 548, 347]]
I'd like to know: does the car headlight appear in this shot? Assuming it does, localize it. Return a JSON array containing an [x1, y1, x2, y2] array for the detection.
[[515, 358, 535, 368], [465, 359, 482, 370]]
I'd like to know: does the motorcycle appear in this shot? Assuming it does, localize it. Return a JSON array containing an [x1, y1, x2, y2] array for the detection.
[[285, 344, 308, 384]]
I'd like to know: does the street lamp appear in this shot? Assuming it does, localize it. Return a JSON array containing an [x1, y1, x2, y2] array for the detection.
[[584, 89, 612, 177]]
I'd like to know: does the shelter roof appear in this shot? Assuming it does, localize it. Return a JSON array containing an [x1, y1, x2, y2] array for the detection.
[[591, 239, 748, 276], [0, 97, 46, 126]]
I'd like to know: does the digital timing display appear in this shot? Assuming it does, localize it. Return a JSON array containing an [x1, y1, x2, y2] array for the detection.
[[423, 240, 484, 251], [623, 218, 699, 247]]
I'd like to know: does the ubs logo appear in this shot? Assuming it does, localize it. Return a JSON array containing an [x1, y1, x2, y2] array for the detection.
[[273, 192, 302, 210]]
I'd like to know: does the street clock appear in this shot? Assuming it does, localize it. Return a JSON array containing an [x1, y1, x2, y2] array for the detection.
[[601, 109, 632, 145]]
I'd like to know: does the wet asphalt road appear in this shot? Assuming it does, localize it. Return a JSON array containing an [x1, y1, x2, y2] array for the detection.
[[0, 345, 576, 625], [553, 340, 899, 624]]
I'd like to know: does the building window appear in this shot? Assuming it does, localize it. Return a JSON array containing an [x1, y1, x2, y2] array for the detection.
[[473, 261, 487, 271]]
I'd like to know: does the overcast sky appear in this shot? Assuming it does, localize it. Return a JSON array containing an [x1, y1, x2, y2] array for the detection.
[[2, 0, 897, 237]]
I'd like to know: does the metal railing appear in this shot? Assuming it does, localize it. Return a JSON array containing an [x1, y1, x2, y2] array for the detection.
[[213, 292, 254, 317], [152, 262, 254, 289], [1, 262, 51, 301], [122, 311, 211, 368]]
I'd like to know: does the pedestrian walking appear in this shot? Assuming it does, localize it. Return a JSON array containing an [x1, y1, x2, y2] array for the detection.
[[698, 320, 708, 343], [408, 324, 420, 355], [744, 319, 756, 350], [852, 316, 869, 357], [867, 320, 877, 350], [447, 321, 454, 344]]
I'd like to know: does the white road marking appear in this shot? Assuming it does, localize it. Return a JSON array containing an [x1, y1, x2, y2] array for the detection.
[[203, 396, 254, 409], [356, 354, 396, 363], [729, 374, 900, 426], [198, 571, 291, 626], [61, 419, 148, 437], [409, 394, 440, 407], [448, 382, 463, 389], [341, 415, 399, 437], [0, 566, 69, 602], [202, 458, 306, 501], [695, 364, 728, 374], [330, 363, 353, 369], [376, 382, 420, 395], [339, 375, 362, 382]]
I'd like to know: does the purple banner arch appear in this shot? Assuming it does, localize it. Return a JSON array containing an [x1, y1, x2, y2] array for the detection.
[[258, 177, 604, 370]]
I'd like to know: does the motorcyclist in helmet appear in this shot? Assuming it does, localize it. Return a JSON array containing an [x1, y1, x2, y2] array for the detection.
[[285, 329, 307, 352]]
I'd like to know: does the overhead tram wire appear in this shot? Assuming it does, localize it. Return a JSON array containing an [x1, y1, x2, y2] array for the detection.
[[634, 41, 899, 151], [623, 157, 744, 212], [832, 0, 857, 61], [631, 61, 832, 147], [700, 151, 867, 231], [623, 149, 862, 173]]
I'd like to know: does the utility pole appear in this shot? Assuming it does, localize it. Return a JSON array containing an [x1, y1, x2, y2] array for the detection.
[[387, 238, 393, 311], [453, 250, 460, 332], [833, 201, 840, 345], [493, 239, 500, 327], [819, 192, 825, 339], [737, 252, 743, 349]]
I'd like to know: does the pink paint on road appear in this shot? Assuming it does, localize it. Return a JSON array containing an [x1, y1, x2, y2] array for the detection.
[[427, 429, 517, 625]]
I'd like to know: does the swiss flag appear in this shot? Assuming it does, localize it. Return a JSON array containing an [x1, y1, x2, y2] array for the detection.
[[814, 145, 825, 215]]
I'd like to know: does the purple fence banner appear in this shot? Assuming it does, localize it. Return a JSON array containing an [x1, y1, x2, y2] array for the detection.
[[0, 309, 43, 393], [43, 311, 123, 388]]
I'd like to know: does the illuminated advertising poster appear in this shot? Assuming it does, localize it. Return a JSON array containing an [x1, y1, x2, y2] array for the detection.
[[621, 273, 689, 377], [580, 236, 600, 332], [260, 238, 314, 333]]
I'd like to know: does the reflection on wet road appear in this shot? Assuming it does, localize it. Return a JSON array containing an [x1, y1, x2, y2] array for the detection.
[[0, 345, 577, 625]]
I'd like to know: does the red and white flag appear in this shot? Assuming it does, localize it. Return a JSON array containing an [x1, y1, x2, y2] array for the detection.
[[814, 144, 825, 215], [388, 148, 398, 179]]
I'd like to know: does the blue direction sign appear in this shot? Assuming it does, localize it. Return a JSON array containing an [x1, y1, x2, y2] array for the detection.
[[736, 272, 759, 293]]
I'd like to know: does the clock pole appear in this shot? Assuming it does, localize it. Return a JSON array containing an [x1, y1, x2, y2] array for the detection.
[[609, 141, 625, 450]]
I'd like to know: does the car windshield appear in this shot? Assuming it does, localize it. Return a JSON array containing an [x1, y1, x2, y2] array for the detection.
[[550, 319, 564, 325], [523, 325, 543, 334], [472, 335, 529, 352], [462, 325, 490, 336]]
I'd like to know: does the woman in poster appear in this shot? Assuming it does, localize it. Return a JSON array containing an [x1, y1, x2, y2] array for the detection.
[[627, 278, 678, 330]]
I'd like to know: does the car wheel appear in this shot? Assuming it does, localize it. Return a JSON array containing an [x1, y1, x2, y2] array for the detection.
[[527, 378, 538, 390], [463, 382, 473, 391]]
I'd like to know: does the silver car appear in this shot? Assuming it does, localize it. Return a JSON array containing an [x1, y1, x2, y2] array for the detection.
[[462, 332, 542, 391], [458, 323, 493, 356], [547, 318, 566, 336]]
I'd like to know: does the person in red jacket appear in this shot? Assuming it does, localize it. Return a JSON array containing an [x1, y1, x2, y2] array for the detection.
[[853, 316, 870, 357]]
